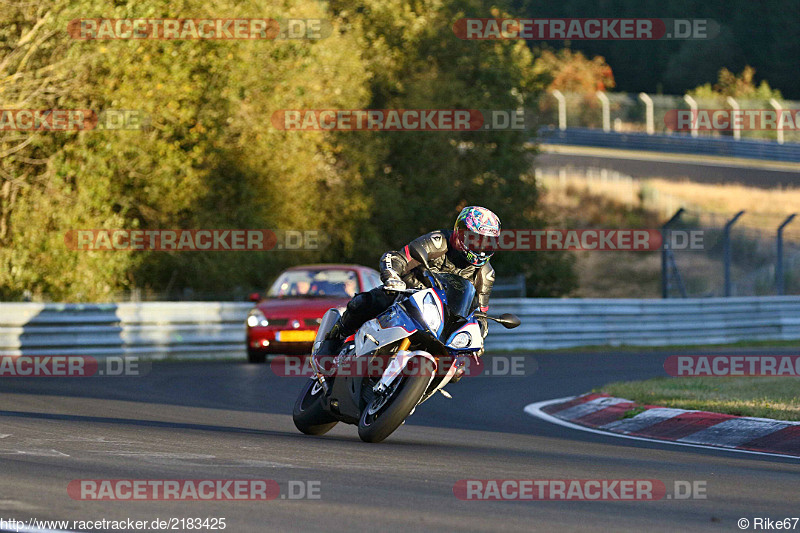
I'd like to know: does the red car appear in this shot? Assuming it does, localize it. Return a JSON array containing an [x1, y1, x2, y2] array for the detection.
[[245, 264, 382, 362]]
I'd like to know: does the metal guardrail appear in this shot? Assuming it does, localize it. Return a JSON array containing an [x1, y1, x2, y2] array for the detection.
[[537, 127, 800, 163], [487, 296, 800, 350], [490, 274, 526, 298], [2, 297, 800, 357], [0, 302, 252, 358]]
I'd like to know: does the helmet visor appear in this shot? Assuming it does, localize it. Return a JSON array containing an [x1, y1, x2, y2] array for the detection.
[[455, 230, 497, 265]]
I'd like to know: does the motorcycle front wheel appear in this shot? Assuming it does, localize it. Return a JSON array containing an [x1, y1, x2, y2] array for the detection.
[[357, 357, 434, 443], [293, 378, 338, 435]]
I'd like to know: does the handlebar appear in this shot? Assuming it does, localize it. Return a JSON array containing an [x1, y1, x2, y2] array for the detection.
[[382, 286, 419, 294], [383, 268, 444, 294]]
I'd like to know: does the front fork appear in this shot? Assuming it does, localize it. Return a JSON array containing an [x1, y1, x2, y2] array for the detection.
[[311, 337, 415, 396], [371, 337, 411, 395], [310, 362, 329, 394]]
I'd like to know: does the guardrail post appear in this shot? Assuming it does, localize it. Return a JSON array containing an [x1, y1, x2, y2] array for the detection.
[[770, 98, 785, 145], [597, 91, 610, 132], [552, 90, 567, 131], [683, 94, 698, 138], [726, 96, 741, 140], [723, 210, 745, 297], [661, 208, 685, 298], [639, 92, 654, 135], [777, 214, 797, 295]]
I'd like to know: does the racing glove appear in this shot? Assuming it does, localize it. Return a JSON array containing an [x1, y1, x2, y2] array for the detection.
[[381, 268, 406, 291]]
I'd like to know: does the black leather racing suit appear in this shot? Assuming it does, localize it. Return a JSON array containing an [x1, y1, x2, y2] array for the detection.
[[338, 230, 495, 338]]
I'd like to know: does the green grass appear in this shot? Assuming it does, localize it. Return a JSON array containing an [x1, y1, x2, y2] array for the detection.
[[498, 338, 800, 354], [598, 376, 800, 421]]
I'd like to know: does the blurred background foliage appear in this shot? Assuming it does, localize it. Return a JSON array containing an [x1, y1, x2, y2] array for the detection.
[[0, 0, 576, 301], [513, 0, 800, 99], [6, 1, 793, 301]]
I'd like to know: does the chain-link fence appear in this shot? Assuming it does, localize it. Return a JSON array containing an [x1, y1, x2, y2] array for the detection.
[[536, 167, 800, 297], [665, 210, 800, 297]]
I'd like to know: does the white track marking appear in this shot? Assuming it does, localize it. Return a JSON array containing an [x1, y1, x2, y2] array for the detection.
[[525, 396, 800, 461], [0, 449, 69, 457], [0, 500, 39, 511]]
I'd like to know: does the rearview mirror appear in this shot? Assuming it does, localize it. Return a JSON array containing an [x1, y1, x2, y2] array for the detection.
[[497, 313, 521, 329], [248, 292, 261, 303]]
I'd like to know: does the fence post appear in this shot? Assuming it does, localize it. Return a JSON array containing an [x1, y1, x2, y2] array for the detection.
[[726, 96, 741, 140], [724, 210, 745, 297], [661, 208, 685, 298], [639, 92, 654, 135], [770, 98, 785, 145], [597, 91, 610, 132], [777, 214, 797, 295], [683, 94, 698, 138], [552, 90, 567, 131]]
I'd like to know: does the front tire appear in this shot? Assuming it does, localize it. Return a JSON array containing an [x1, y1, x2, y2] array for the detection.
[[293, 378, 338, 435], [358, 357, 434, 443]]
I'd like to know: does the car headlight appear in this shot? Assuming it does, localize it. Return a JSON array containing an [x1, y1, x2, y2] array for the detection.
[[421, 293, 442, 332], [246, 309, 269, 328], [450, 331, 472, 348]]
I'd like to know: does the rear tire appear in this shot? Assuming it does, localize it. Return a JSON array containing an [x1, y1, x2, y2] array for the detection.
[[293, 378, 338, 435], [358, 357, 433, 443]]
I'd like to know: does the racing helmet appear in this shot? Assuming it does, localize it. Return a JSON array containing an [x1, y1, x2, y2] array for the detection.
[[452, 206, 501, 266]]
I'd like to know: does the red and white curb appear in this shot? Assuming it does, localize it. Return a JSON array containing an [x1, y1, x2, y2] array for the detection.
[[525, 393, 800, 459]]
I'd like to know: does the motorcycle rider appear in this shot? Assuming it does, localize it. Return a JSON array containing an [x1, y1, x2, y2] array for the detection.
[[320, 206, 501, 359]]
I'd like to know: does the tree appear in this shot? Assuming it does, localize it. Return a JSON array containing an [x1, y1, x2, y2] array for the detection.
[[1, 0, 577, 300], [533, 47, 615, 94], [329, 0, 577, 296], [1, 0, 373, 300]]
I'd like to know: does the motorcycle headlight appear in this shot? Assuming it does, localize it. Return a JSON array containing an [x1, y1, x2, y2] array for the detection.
[[450, 331, 472, 348], [246, 309, 269, 328], [421, 293, 442, 332]]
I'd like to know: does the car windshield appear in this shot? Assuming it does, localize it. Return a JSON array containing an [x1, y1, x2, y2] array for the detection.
[[267, 269, 359, 299], [435, 273, 477, 318]]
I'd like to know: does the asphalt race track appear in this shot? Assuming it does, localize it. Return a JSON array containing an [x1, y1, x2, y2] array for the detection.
[[536, 150, 800, 188], [1, 348, 798, 532]]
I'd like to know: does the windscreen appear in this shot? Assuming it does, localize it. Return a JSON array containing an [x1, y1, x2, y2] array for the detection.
[[267, 269, 359, 298], [436, 273, 477, 318]]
